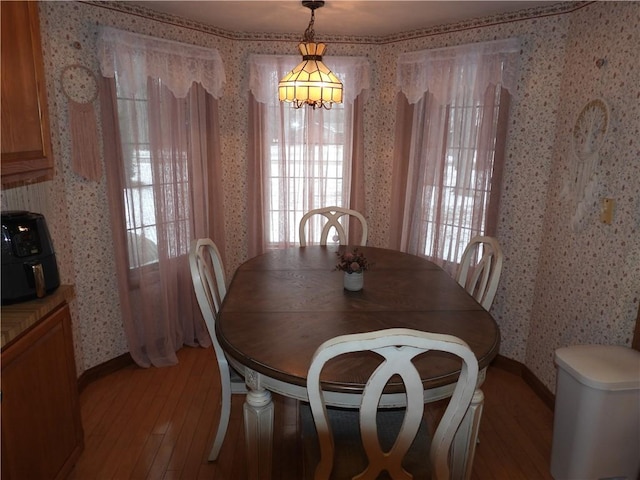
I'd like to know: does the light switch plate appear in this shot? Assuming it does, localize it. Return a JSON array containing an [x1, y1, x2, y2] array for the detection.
[[600, 198, 615, 224]]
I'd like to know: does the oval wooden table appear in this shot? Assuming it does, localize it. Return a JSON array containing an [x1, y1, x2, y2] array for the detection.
[[217, 246, 500, 480]]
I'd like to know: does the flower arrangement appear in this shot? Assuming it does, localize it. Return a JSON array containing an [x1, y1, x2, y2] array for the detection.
[[336, 248, 370, 274]]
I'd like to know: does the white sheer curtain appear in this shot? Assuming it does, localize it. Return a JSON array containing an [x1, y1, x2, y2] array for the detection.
[[97, 26, 226, 367], [98, 26, 225, 98], [390, 38, 519, 275], [247, 55, 370, 254]]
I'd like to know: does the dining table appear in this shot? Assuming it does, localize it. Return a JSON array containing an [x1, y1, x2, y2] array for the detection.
[[216, 245, 500, 480]]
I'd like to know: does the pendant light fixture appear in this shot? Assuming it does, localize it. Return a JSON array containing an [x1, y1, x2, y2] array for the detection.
[[278, 1, 343, 109]]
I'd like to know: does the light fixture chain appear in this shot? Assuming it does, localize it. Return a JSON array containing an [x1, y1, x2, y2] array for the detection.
[[303, 9, 316, 42]]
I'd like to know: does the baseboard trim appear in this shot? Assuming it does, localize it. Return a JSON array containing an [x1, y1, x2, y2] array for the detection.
[[491, 354, 523, 376], [77, 352, 134, 393], [492, 354, 555, 411]]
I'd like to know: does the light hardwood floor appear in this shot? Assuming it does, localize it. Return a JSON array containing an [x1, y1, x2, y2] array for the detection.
[[68, 345, 554, 479]]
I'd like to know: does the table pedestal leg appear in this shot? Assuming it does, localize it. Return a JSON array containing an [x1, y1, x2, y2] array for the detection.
[[243, 380, 274, 480], [450, 388, 484, 480]]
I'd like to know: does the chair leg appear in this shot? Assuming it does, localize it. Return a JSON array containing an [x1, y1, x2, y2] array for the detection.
[[449, 389, 484, 480], [208, 385, 232, 461]]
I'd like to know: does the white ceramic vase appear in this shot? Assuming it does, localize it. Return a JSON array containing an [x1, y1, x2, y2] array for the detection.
[[343, 271, 364, 291]]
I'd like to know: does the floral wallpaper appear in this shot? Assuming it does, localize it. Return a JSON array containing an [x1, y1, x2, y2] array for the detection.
[[2, 1, 637, 393], [526, 1, 640, 388]]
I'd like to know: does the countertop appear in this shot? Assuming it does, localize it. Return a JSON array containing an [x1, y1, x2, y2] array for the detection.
[[1, 285, 75, 349]]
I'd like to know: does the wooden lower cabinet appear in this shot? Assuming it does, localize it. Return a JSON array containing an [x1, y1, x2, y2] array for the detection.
[[1, 303, 84, 479]]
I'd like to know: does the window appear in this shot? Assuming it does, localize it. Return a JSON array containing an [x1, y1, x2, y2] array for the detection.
[[115, 81, 157, 268], [266, 104, 348, 245], [422, 89, 504, 262], [392, 39, 519, 272], [115, 77, 192, 268]]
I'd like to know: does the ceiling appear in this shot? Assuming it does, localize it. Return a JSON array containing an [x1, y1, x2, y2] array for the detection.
[[130, 1, 560, 37]]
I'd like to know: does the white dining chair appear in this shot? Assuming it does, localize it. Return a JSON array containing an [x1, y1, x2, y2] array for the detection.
[[303, 328, 480, 480], [299, 206, 368, 247], [456, 236, 504, 311], [188, 238, 247, 462]]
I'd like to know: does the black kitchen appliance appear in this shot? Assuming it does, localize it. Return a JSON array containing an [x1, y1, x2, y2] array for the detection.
[[1, 210, 60, 304]]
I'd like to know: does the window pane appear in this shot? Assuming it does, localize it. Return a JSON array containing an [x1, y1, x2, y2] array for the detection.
[[115, 76, 193, 268], [266, 103, 349, 246], [423, 92, 501, 263]]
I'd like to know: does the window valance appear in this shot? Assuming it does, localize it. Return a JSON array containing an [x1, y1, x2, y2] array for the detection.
[[249, 54, 370, 106], [396, 38, 521, 104], [97, 26, 225, 99]]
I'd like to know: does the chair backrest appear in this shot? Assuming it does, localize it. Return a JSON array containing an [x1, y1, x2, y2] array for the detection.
[[188, 238, 227, 346], [456, 236, 503, 311], [306, 328, 479, 480], [299, 207, 368, 247]]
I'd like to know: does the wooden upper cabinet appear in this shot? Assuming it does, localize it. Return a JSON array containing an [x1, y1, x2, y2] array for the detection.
[[1, 1, 53, 185]]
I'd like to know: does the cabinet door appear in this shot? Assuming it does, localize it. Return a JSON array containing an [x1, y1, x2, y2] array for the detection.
[[1, 1, 53, 184], [1, 304, 84, 480]]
